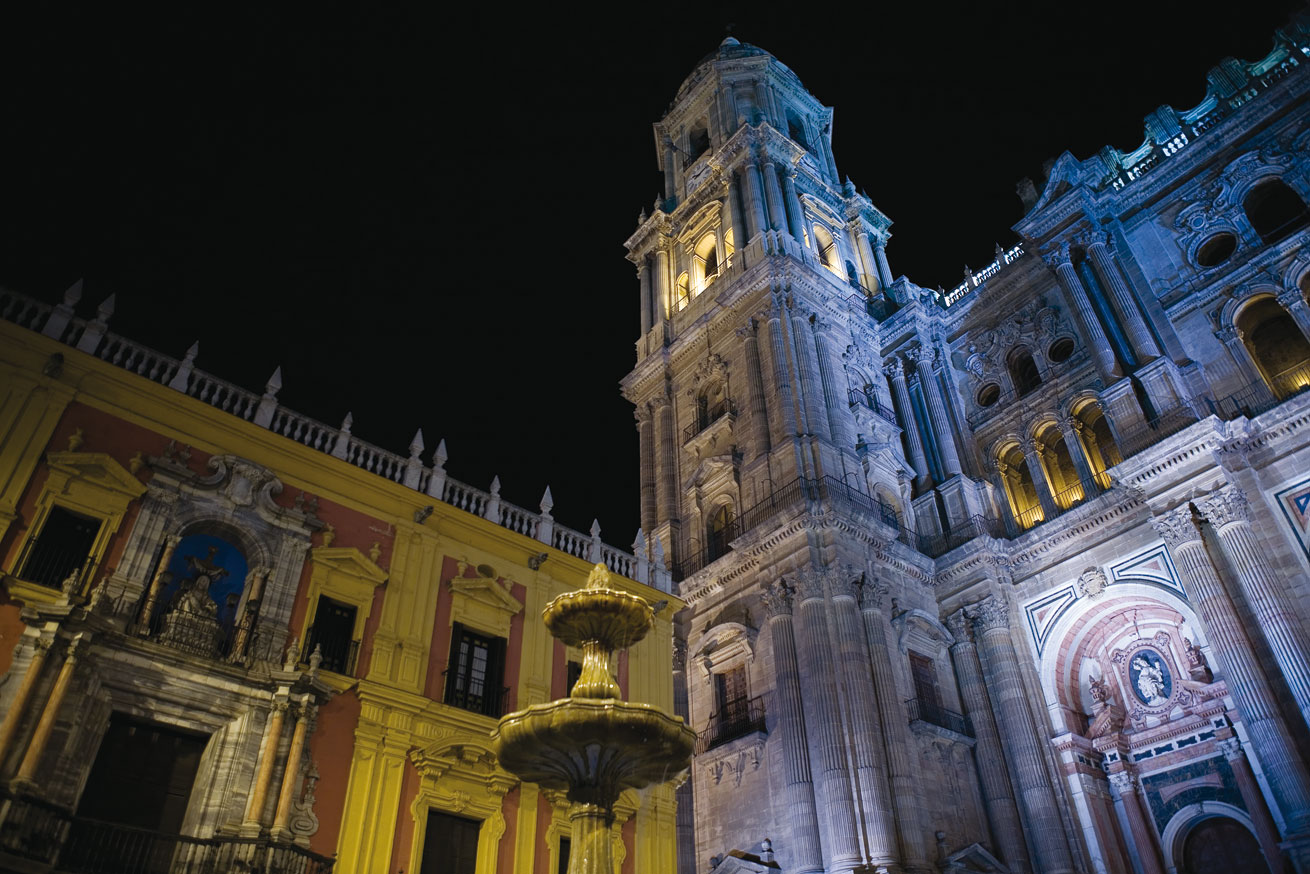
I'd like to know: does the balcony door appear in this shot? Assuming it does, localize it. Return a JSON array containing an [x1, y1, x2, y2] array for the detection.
[[423, 810, 480, 874]]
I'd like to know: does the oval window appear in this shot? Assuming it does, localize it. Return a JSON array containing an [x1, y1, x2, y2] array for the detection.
[[1048, 338, 1075, 363], [1196, 232, 1236, 268], [977, 383, 1001, 407]]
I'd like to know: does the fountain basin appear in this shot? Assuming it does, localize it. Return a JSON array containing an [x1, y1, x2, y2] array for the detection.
[[492, 697, 694, 807]]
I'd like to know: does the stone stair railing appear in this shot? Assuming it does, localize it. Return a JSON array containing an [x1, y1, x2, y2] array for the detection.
[[1, 284, 669, 592]]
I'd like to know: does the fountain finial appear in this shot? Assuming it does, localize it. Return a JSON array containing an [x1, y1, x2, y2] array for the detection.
[[586, 562, 610, 590]]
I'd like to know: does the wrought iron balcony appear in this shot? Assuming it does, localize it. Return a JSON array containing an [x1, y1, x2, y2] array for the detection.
[[0, 790, 335, 874], [847, 387, 899, 427], [683, 400, 737, 443], [696, 696, 767, 754], [905, 698, 972, 737], [442, 672, 510, 719]]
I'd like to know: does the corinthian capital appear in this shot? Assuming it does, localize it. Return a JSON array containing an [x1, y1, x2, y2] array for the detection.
[[792, 567, 826, 602], [857, 577, 890, 610], [882, 357, 905, 379], [1108, 771, 1138, 795], [1040, 240, 1074, 270], [1196, 486, 1251, 529], [969, 595, 1009, 632], [1151, 505, 1201, 550], [760, 579, 794, 617], [945, 609, 972, 644]]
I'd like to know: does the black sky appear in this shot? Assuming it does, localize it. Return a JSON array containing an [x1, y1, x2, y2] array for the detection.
[[0, 3, 1300, 548]]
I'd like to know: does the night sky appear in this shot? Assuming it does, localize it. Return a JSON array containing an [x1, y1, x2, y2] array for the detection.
[[1, 3, 1300, 548]]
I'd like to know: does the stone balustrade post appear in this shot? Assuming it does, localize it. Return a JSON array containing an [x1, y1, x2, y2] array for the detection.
[[1107, 770, 1164, 874], [1151, 506, 1310, 836], [946, 611, 1031, 873], [760, 580, 824, 873], [969, 596, 1075, 874], [1197, 486, 1310, 730], [884, 357, 930, 487], [792, 570, 862, 870]]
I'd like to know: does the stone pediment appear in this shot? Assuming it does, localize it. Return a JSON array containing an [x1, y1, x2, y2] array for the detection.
[[688, 455, 736, 490], [691, 621, 756, 678], [449, 567, 524, 637], [310, 546, 387, 585], [711, 853, 778, 873], [944, 841, 1009, 873], [46, 452, 146, 501]]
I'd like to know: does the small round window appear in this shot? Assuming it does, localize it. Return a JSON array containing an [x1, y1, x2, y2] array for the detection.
[[1196, 232, 1236, 268], [1047, 338, 1075, 364], [977, 383, 1001, 407]]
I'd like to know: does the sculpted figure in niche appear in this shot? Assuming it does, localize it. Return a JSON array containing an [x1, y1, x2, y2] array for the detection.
[[1129, 650, 1171, 707]]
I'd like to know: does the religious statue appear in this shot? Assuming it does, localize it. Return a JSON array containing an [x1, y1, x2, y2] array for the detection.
[[1130, 653, 1169, 706]]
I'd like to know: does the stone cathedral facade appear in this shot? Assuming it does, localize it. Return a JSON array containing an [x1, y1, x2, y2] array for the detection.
[[622, 16, 1310, 874]]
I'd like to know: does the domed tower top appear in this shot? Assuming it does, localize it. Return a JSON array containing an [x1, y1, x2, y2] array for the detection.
[[652, 37, 839, 207]]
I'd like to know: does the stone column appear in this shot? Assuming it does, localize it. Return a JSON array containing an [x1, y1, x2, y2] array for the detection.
[[1277, 287, 1310, 343], [740, 321, 772, 455], [913, 347, 963, 478], [1020, 437, 1059, 519], [744, 162, 768, 242], [791, 310, 831, 442], [860, 578, 930, 869], [0, 636, 51, 764], [813, 322, 854, 451], [1151, 506, 1310, 835], [762, 160, 787, 234], [852, 227, 879, 293], [781, 169, 805, 242], [244, 697, 289, 830], [637, 407, 656, 537], [1058, 418, 1100, 493], [1214, 326, 1271, 396], [885, 357, 931, 487], [662, 137, 676, 201], [14, 635, 83, 788], [1083, 235, 1160, 363], [1218, 736, 1286, 871], [272, 699, 314, 837], [765, 299, 798, 445], [138, 532, 181, 634], [946, 611, 1031, 874], [652, 397, 676, 527], [638, 261, 653, 336], [1044, 245, 1118, 382], [761, 580, 824, 874], [721, 179, 738, 259], [1198, 486, 1310, 730], [872, 235, 894, 290], [970, 596, 1075, 874], [1107, 771, 1164, 874], [793, 570, 862, 871], [831, 574, 896, 867], [654, 243, 671, 321]]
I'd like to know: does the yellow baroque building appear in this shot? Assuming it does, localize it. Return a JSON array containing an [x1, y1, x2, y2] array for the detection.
[[0, 288, 683, 874]]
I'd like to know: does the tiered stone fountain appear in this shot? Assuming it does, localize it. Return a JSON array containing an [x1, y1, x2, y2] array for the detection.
[[492, 563, 694, 874]]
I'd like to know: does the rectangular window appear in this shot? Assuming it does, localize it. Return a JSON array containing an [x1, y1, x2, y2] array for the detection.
[[715, 665, 748, 721], [423, 810, 480, 874], [445, 623, 507, 717], [19, 505, 101, 590], [909, 650, 942, 713], [305, 596, 358, 675], [558, 837, 571, 874]]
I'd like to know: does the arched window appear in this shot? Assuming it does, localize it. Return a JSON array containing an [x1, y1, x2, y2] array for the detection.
[[1243, 178, 1309, 245], [1236, 296, 1310, 399], [1072, 400, 1121, 489], [1008, 347, 1042, 396], [813, 225, 840, 275], [706, 503, 735, 561], [687, 122, 711, 164], [1034, 422, 1084, 509], [786, 111, 809, 150], [997, 443, 1042, 530], [694, 382, 730, 433], [695, 233, 720, 291], [675, 273, 690, 312]]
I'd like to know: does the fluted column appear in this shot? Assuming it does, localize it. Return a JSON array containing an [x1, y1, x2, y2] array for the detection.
[[885, 358, 930, 487], [1083, 235, 1159, 363], [272, 699, 314, 837], [852, 227, 878, 292], [1044, 244, 1118, 381], [860, 578, 930, 869], [913, 347, 962, 478], [244, 696, 288, 829], [652, 397, 677, 526], [761, 580, 824, 873], [970, 596, 1075, 874], [813, 322, 855, 451], [766, 298, 798, 444], [739, 321, 772, 455], [637, 261, 653, 336], [720, 180, 738, 259], [744, 162, 768, 242], [1059, 418, 1101, 493], [138, 532, 181, 633], [0, 636, 52, 765], [662, 137, 676, 201], [14, 635, 83, 788], [1218, 736, 1285, 871], [793, 570, 862, 870], [872, 235, 894, 290], [1107, 771, 1164, 874], [1277, 287, 1310, 343], [792, 310, 831, 441], [654, 242, 671, 320], [637, 407, 656, 536], [1020, 438, 1059, 519], [946, 611, 1031, 874], [762, 160, 787, 234], [781, 169, 805, 242], [1197, 486, 1310, 729], [1151, 506, 1310, 834], [831, 574, 896, 866]]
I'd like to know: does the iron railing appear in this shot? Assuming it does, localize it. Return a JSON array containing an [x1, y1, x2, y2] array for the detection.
[[0, 791, 334, 874], [917, 515, 1004, 559], [303, 633, 360, 677], [683, 401, 737, 443], [1114, 406, 1197, 458], [905, 698, 972, 737], [848, 387, 899, 427], [441, 672, 510, 719], [696, 696, 767, 754], [139, 600, 246, 664]]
